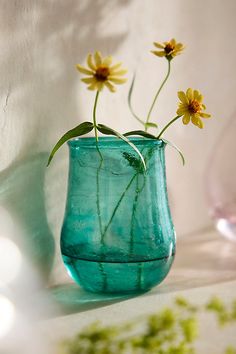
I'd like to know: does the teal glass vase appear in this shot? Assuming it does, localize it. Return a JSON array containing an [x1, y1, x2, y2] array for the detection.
[[61, 137, 175, 294]]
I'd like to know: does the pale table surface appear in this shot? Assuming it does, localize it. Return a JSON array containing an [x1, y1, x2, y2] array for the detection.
[[40, 229, 236, 353]]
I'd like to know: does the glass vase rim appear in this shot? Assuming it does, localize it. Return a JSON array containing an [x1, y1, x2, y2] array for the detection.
[[68, 136, 165, 149]]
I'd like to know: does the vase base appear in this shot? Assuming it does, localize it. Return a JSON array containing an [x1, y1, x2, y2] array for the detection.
[[62, 253, 175, 294]]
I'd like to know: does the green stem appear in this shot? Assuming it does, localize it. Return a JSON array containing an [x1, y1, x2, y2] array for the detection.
[[156, 115, 181, 139], [128, 74, 146, 126], [129, 174, 146, 258], [129, 177, 139, 258], [137, 263, 143, 291], [101, 173, 137, 243], [129, 174, 146, 291], [94, 90, 103, 237], [96, 143, 104, 238], [98, 262, 107, 291], [145, 59, 171, 131], [93, 91, 100, 141], [93, 91, 106, 288]]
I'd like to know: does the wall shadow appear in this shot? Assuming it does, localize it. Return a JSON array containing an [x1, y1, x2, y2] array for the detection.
[[0, 0, 132, 283], [0, 153, 55, 281]]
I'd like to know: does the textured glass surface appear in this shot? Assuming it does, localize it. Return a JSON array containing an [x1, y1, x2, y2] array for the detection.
[[61, 137, 176, 294]]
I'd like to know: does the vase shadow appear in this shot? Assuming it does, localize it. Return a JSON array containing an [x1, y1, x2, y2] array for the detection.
[[48, 282, 138, 316], [0, 153, 55, 282], [45, 230, 236, 316]]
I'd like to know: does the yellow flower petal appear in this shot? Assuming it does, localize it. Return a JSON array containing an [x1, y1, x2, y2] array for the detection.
[[154, 42, 165, 49], [193, 89, 199, 98], [110, 62, 122, 71], [152, 39, 184, 60], [87, 83, 97, 91], [102, 56, 113, 67], [199, 112, 211, 118], [198, 94, 203, 103], [76, 64, 93, 75], [193, 90, 203, 102], [172, 50, 182, 57], [77, 52, 126, 92], [108, 77, 127, 84], [87, 54, 96, 71], [94, 51, 102, 66], [178, 91, 189, 104], [105, 81, 116, 92], [176, 88, 211, 128], [96, 81, 105, 91], [177, 107, 187, 115], [175, 43, 184, 50], [110, 69, 127, 76], [182, 113, 190, 125], [151, 50, 166, 57], [81, 77, 95, 84], [192, 115, 203, 129], [186, 88, 193, 100]]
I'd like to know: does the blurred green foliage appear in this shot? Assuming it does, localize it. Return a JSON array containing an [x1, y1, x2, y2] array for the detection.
[[59, 296, 236, 354]]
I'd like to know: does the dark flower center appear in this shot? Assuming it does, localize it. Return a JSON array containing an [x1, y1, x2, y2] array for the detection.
[[188, 100, 201, 114], [164, 43, 174, 54], [95, 66, 110, 81]]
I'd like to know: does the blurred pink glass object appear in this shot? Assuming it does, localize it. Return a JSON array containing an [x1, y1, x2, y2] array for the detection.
[[206, 114, 236, 241]]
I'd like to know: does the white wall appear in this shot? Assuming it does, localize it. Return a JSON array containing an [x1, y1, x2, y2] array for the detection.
[[0, 0, 235, 282]]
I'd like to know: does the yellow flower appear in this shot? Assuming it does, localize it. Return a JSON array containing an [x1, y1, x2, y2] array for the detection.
[[151, 38, 184, 60], [176, 88, 211, 129], [76, 51, 127, 92]]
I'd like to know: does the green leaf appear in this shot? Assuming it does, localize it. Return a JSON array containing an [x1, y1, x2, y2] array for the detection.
[[97, 124, 146, 170], [47, 121, 94, 166], [124, 130, 156, 139], [128, 74, 145, 126], [162, 138, 185, 165], [145, 122, 158, 128]]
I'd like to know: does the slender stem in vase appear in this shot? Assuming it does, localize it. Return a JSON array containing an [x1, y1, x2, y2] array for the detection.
[[129, 148, 150, 290], [129, 173, 146, 290], [137, 263, 143, 291], [145, 60, 171, 131], [129, 177, 139, 258], [98, 262, 107, 291], [92, 90, 107, 290], [96, 143, 104, 239], [93, 90, 103, 238], [101, 173, 138, 243], [129, 174, 146, 258]]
